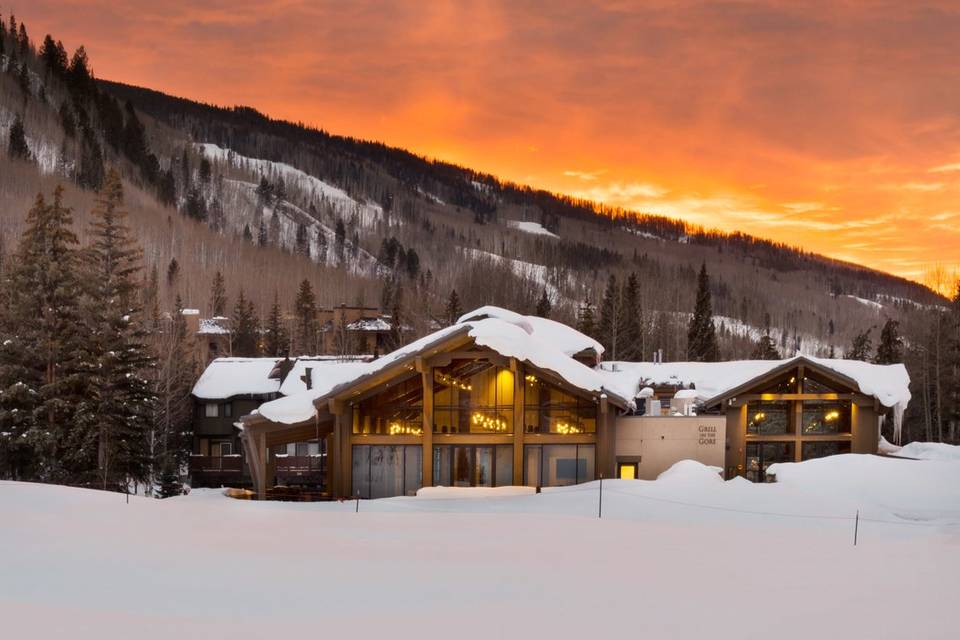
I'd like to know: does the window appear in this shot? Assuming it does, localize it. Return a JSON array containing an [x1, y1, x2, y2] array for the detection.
[[432, 445, 514, 487], [352, 445, 422, 499], [221, 403, 233, 418], [760, 372, 798, 394], [433, 360, 514, 434], [618, 463, 637, 480], [353, 375, 423, 435], [802, 374, 840, 394], [215, 441, 232, 457], [746, 401, 791, 435], [802, 401, 851, 434], [524, 444, 595, 487], [745, 442, 794, 482], [523, 376, 596, 434], [801, 441, 851, 460], [295, 442, 309, 457], [204, 403, 219, 418]]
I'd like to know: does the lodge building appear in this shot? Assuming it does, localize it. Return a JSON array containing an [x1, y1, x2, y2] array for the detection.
[[189, 306, 910, 497]]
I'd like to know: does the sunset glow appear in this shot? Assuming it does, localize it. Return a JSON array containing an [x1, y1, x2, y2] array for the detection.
[[15, 0, 960, 282]]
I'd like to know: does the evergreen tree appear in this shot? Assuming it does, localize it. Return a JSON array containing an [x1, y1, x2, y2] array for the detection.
[[445, 289, 464, 325], [7, 114, 30, 161], [258, 221, 268, 247], [293, 280, 318, 355], [210, 271, 227, 317], [535, 290, 552, 318], [294, 223, 309, 257], [0, 188, 85, 482], [231, 290, 260, 357], [387, 284, 405, 352], [751, 334, 781, 360], [845, 329, 873, 361], [597, 275, 621, 360], [183, 186, 207, 221], [77, 170, 156, 490], [157, 169, 176, 206], [156, 462, 182, 498], [316, 228, 328, 263], [264, 291, 289, 357], [334, 218, 346, 264], [166, 258, 180, 288], [686, 262, 719, 362], [242, 224, 253, 243], [576, 302, 597, 341], [874, 319, 903, 365], [619, 272, 643, 361]]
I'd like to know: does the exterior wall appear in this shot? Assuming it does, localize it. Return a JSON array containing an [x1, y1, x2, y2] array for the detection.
[[337, 356, 608, 498], [615, 415, 727, 480], [852, 403, 880, 454]]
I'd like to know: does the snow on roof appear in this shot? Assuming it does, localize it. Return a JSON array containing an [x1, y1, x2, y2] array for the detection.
[[181, 308, 200, 316], [347, 317, 391, 332], [673, 389, 700, 400], [278, 357, 374, 396], [457, 306, 603, 357], [254, 314, 628, 426], [192, 358, 283, 400], [199, 317, 230, 335], [599, 355, 910, 410]]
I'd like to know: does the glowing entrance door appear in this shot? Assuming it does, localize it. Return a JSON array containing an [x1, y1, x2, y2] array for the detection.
[[618, 463, 637, 480]]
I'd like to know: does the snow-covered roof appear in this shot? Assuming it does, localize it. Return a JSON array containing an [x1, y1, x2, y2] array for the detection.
[[347, 317, 391, 332], [199, 317, 230, 335], [457, 306, 603, 358], [599, 355, 910, 410], [254, 313, 628, 426], [278, 357, 374, 396], [192, 358, 283, 400], [181, 308, 200, 316]]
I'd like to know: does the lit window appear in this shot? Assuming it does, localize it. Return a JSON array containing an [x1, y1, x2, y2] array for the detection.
[[204, 403, 218, 418]]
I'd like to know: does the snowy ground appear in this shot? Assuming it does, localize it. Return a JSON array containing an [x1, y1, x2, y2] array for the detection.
[[1, 454, 958, 639]]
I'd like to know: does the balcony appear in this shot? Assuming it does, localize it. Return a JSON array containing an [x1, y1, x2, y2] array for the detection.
[[274, 455, 326, 487], [189, 454, 247, 488]]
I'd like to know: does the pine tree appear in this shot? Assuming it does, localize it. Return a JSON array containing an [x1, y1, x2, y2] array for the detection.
[[210, 271, 227, 317], [166, 258, 180, 289], [445, 289, 464, 325], [264, 291, 289, 357], [619, 272, 643, 360], [686, 262, 719, 362], [576, 302, 597, 340], [597, 275, 621, 360], [874, 319, 903, 365], [845, 329, 873, 361], [0, 188, 85, 482], [535, 290, 552, 318], [231, 290, 260, 357], [387, 283, 405, 352], [77, 170, 156, 490], [751, 335, 781, 360], [294, 223, 309, 257], [293, 280, 318, 355], [334, 218, 346, 264], [258, 221, 268, 247], [242, 224, 253, 243], [316, 228, 328, 264], [7, 114, 30, 161]]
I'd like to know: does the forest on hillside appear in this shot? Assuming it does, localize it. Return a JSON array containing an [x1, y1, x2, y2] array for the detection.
[[0, 8, 957, 481]]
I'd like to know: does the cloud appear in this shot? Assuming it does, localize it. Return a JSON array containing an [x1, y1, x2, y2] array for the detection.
[[562, 169, 606, 182], [570, 182, 669, 202], [929, 162, 960, 173]]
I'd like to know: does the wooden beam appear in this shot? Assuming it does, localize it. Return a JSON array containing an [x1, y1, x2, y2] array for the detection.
[[513, 360, 524, 485], [421, 364, 433, 488]]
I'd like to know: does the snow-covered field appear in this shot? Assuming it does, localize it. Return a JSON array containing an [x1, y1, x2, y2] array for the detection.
[[1, 455, 958, 639]]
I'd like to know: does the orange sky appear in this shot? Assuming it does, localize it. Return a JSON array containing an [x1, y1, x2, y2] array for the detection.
[[12, 0, 960, 284]]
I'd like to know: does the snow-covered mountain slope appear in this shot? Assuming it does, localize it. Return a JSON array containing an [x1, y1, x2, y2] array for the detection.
[[199, 143, 382, 228]]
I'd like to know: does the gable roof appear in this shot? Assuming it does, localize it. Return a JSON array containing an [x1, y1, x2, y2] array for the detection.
[[192, 358, 284, 400], [601, 355, 910, 410], [457, 306, 603, 358], [253, 312, 631, 426]]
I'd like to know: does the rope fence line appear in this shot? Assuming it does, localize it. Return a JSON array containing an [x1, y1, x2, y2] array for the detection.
[[349, 483, 955, 529]]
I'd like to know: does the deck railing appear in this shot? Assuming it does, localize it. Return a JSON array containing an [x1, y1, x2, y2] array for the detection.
[[189, 455, 244, 473]]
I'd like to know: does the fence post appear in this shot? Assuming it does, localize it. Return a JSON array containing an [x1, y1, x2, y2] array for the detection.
[[598, 474, 603, 519], [853, 509, 859, 546], [355, 494, 360, 513]]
